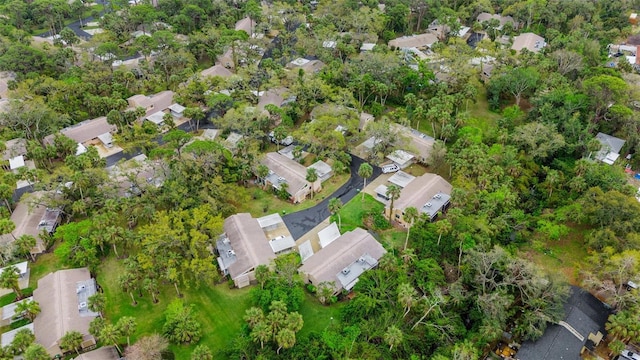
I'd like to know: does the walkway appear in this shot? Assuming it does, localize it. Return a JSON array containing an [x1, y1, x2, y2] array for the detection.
[[282, 155, 381, 240]]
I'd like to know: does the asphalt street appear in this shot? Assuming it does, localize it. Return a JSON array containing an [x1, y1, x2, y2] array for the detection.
[[282, 155, 382, 240]]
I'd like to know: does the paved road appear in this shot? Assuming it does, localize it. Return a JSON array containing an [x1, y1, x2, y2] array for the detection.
[[282, 155, 382, 240], [39, 0, 108, 39]]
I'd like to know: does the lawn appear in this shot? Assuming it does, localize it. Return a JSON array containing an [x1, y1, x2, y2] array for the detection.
[[29, 252, 68, 289], [466, 81, 501, 132], [332, 193, 385, 232], [298, 292, 344, 338], [97, 257, 252, 359], [520, 224, 590, 285], [238, 172, 350, 217]]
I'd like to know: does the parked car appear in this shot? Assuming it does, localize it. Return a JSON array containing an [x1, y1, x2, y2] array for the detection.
[[381, 164, 399, 173]]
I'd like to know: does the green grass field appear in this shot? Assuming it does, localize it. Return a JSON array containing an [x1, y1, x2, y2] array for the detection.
[[29, 252, 67, 289], [97, 257, 252, 359], [332, 193, 385, 232], [297, 292, 344, 338]]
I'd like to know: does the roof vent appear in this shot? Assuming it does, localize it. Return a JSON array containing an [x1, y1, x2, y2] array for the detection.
[[76, 284, 86, 294], [434, 194, 442, 199], [341, 268, 350, 275], [357, 257, 365, 263], [227, 250, 236, 256], [425, 202, 432, 207], [78, 302, 87, 310]]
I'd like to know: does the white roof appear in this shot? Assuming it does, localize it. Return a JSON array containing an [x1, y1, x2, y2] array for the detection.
[[202, 129, 219, 140], [375, 184, 389, 197], [146, 111, 166, 125], [388, 170, 416, 188], [318, 222, 341, 248], [269, 235, 296, 253], [291, 58, 310, 66], [386, 149, 415, 165], [308, 160, 332, 178], [360, 43, 376, 51], [456, 26, 471, 37], [1, 323, 33, 347], [9, 156, 24, 170], [168, 103, 186, 113], [322, 41, 337, 48], [299, 240, 314, 262], [97, 132, 113, 145], [257, 213, 284, 228], [0, 262, 28, 277]]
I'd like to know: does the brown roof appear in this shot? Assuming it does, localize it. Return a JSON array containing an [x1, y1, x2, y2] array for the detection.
[[201, 65, 233, 79], [262, 152, 309, 194], [476, 12, 517, 29], [388, 33, 438, 49], [392, 124, 435, 161], [225, 214, 275, 280], [2, 138, 27, 161], [74, 346, 119, 360], [394, 173, 452, 212], [4, 192, 56, 252], [511, 32, 546, 53], [44, 117, 116, 145], [298, 228, 386, 292], [33, 268, 97, 356], [127, 91, 174, 116], [257, 88, 288, 110], [235, 17, 255, 34]]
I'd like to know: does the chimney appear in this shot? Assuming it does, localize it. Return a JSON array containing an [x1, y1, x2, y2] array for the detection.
[[636, 46, 640, 65]]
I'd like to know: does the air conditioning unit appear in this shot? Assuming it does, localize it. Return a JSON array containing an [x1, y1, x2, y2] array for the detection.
[[341, 268, 350, 275], [229, 250, 236, 256]]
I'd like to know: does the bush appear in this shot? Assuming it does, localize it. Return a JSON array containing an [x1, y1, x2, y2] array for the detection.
[[372, 213, 390, 230], [163, 299, 202, 344]]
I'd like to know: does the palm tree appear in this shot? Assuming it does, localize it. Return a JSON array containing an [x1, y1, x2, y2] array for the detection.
[[15, 299, 40, 322], [0, 219, 16, 241], [398, 283, 417, 318], [256, 164, 269, 189], [384, 325, 403, 351], [143, 278, 159, 304], [328, 198, 343, 229], [88, 293, 105, 317], [10, 327, 34, 354], [386, 185, 402, 223], [0, 265, 22, 299], [60, 330, 83, 355], [250, 321, 271, 349], [306, 168, 318, 199], [275, 328, 296, 354], [608, 339, 626, 357], [191, 344, 214, 360], [358, 163, 373, 201], [117, 316, 137, 347], [244, 307, 265, 328], [15, 235, 36, 261], [403, 206, 419, 250], [101, 323, 123, 354], [23, 343, 50, 360], [118, 272, 138, 306], [435, 219, 452, 246]]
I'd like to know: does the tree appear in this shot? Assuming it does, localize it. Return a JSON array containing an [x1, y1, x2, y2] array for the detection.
[[582, 75, 629, 123], [117, 316, 137, 347], [386, 185, 402, 223], [608, 339, 626, 357], [256, 164, 269, 189], [14, 235, 36, 261], [328, 198, 343, 229], [250, 321, 271, 349], [124, 334, 168, 360], [491, 67, 539, 106], [183, 107, 205, 131], [118, 272, 138, 306], [383, 325, 403, 351], [276, 328, 296, 354], [23, 343, 49, 360], [306, 168, 318, 199], [100, 324, 123, 354], [358, 163, 373, 200], [143, 278, 159, 304], [60, 330, 83, 354], [316, 281, 336, 305], [15, 299, 40, 322], [435, 219, 452, 246], [10, 327, 35, 354], [191, 344, 213, 360], [163, 300, 202, 344], [403, 206, 419, 250], [397, 282, 417, 318], [88, 292, 105, 317], [0, 219, 16, 241], [0, 265, 22, 299]]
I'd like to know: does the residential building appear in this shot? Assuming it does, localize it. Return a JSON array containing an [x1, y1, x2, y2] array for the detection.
[[106, 154, 165, 197], [476, 12, 518, 30], [43, 117, 116, 150], [388, 33, 438, 50], [594, 132, 625, 165], [359, 112, 374, 131], [2, 138, 27, 162], [511, 32, 546, 53], [1, 323, 34, 347], [380, 173, 452, 224], [127, 90, 174, 117], [0, 296, 33, 326], [392, 124, 436, 163], [258, 88, 293, 110], [386, 149, 415, 169], [235, 17, 255, 36], [200, 65, 233, 79], [262, 152, 322, 203], [517, 286, 610, 360], [286, 58, 325, 73], [308, 160, 333, 182], [360, 43, 376, 51], [72, 346, 120, 360], [33, 268, 100, 357], [216, 213, 295, 288], [298, 228, 386, 294]]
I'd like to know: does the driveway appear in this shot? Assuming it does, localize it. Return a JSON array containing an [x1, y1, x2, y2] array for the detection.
[[282, 155, 382, 240]]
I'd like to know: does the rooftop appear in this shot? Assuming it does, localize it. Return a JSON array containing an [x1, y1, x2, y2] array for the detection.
[[393, 173, 452, 217], [308, 160, 332, 179], [512, 32, 546, 53], [1, 296, 34, 322], [262, 152, 311, 196], [146, 111, 166, 125], [595, 132, 625, 165], [2, 138, 27, 161], [386, 149, 415, 166], [389, 33, 438, 49], [44, 117, 116, 145], [318, 222, 341, 248], [1, 323, 33, 347], [201, 65, 233, 78], [168, 103, 186, 114], [9, 155, 24, 170], [388, 170, 416, 188]]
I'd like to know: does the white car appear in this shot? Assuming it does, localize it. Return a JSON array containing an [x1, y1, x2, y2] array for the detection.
[[381, 164, 399, 173]]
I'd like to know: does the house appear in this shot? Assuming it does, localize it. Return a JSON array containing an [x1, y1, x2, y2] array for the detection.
[[286, 58, 325, 73], [386, 149, 416, 169], [476, 12, 518, 30], [127, 90, 174, 117], [2, 139, 27, 162], [33, 268, 99, 357], [0, 296, 33, 326], [145, 111, 166, 126], [224, 132, 243, 150], [1, 323, 34, 347], [257, 88, 292, 110], [317, 222, 340, 249], [200, 65, 233, 79], [235, 17, 255, 36], [359, 112, 374, 131], [168, 103, 186, 119], [594, 132, 625, 165], [360, 43, 376, 52], [392, 124, 435, 163], [298, 228, 386, 294], [0, 193, 62, 254], [106, 154, 165, 197], [322, 40, 337, 49], [308, 160, 333, 182], [517, 286, 610, 360], [262, 152, 322, 203], [511, 32, 546, 53], [382, 173, 452, 224], [43, 117, 117, 150], [389, 33, 438, 50], [72, 346, 120, 360], [216, 213, 295, 288]]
